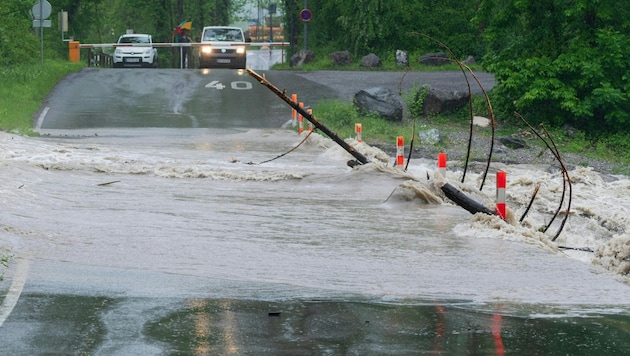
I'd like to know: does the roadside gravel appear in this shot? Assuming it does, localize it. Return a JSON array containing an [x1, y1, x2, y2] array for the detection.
[[376, 130, 624, 177]]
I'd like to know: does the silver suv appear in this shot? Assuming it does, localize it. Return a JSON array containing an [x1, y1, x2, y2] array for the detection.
[[198, 26, 248, 69]]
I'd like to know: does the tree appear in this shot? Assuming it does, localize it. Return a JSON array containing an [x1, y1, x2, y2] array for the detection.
[[282, 0, 480, 60], [0, 0, 46, 66], [476, 0, 630, 135]]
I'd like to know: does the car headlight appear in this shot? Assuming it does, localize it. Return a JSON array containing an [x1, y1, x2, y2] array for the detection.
[[236, 47, 245, 54], [201, 46, 212, 54], [114, 48, 122, 55], [144, 48, 153, 55]]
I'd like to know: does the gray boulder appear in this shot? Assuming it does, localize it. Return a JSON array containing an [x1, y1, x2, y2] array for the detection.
[[418, 128, 443, 145], [498, 136, 528, 149], [328, 50, 351, 66], [423, 87, 469, 115], [462, 55, 476, 65], [396, 50, 409, 67], [353, 87, 403, 122], [290, 49, 315, 67], [360, 53, 381, 67], [419, 52, 449, 66]]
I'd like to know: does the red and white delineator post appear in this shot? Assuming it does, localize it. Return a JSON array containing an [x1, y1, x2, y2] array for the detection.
[[307, 109, 313, 131], [496, 171, 507, 220], [291, 94, 297, 126], [396, 136, 404, 166], [437, 153, 447, 178], [298, 102, 304, 134], [355, 123, 362, 142]]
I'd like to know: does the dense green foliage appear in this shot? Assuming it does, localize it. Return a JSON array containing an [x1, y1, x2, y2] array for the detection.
[[0, 0, 41, 66], [475, 0, 630, 136], [0, 0, 240, 67], [281, 0, 482, 61]]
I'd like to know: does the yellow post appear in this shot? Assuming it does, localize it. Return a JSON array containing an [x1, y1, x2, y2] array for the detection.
[[69, 41, 80, 62]]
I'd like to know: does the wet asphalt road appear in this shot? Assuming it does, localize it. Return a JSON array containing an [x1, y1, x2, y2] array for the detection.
[[36, 68, 494, 130], [1, 68, 498, 354], [3, 68, 630, 355]]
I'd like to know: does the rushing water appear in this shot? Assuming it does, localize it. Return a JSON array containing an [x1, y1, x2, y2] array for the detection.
[[1, 125, 630, 353]]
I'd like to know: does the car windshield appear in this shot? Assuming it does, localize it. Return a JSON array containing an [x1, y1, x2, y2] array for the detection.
[[202, 28, 243, 42], [118, 36, 150, 44]]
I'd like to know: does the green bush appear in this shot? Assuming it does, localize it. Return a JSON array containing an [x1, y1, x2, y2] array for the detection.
[[402, 85, 428, 119], [478, 0, 630, 137], [0, 5, 40, 67], [312, 98, 413, 144]]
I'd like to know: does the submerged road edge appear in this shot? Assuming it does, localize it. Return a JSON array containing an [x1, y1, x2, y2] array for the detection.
[[0, 256, 30, 328]]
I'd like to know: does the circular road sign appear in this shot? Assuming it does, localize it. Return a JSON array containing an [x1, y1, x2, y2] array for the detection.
[[300, 8, 313, 22], [31, 0, 52, 20]]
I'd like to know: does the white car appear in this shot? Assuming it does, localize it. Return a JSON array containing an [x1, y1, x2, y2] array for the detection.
[[113, 34, 158, 68], [198, 26, 249, 69]]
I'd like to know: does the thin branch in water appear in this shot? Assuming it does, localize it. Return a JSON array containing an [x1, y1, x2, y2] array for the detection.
[[519, 183, 541, 223], [97, 180, 120, 186], [407, 32, 495, 190], [513, 112, 572, 241], [404, 117, 417, 171], [257, 129, 316, 165], [539, 125, 572, 242]]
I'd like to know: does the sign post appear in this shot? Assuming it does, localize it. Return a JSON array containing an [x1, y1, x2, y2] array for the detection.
[[299, 1, 312, 51], [32, 0, 52, 66]]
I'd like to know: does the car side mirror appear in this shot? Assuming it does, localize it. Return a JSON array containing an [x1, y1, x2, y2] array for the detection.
[[245, 36, 252, 43]]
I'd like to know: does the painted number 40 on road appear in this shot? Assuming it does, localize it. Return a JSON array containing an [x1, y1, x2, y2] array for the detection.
[[205, 80, 252, 90]]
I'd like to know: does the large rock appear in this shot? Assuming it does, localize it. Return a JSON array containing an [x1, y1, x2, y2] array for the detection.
[[396, 50, 409, 67], [360, 53, 381, 67], [290, 49, 315, 67], [418, 128, 443, 145], [328, 50, 351, 66], [419, 52, 449, 66], [498, 136, 528, 149], [423, 87, 469, 115], [462, 55, 476, 65], [353, 87, 403, 122]]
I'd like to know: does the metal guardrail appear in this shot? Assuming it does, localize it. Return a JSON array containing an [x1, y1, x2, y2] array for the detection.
[[79, 42, 290, 68]]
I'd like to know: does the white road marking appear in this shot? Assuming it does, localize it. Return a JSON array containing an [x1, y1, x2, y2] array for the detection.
[[0, 257, 29, 328], [35, 106, 50, 130]]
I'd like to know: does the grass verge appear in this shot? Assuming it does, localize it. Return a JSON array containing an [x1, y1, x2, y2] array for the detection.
[[0, 60, 85, 135]]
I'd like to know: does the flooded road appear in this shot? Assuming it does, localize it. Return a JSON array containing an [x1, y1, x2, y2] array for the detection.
[[1, 68, 629, 354]]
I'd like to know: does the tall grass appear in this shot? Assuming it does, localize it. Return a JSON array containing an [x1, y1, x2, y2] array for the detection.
[[0, 60, 85, 135], [312, 99, 416, 144]]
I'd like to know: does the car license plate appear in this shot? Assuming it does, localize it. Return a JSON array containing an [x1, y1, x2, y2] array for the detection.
[[125, 58, 140, 63], [217, 59, 231, 63]]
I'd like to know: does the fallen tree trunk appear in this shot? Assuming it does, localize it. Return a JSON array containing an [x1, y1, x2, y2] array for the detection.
[[247, 68, 370, 165], [440, 182, 496, 216]]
